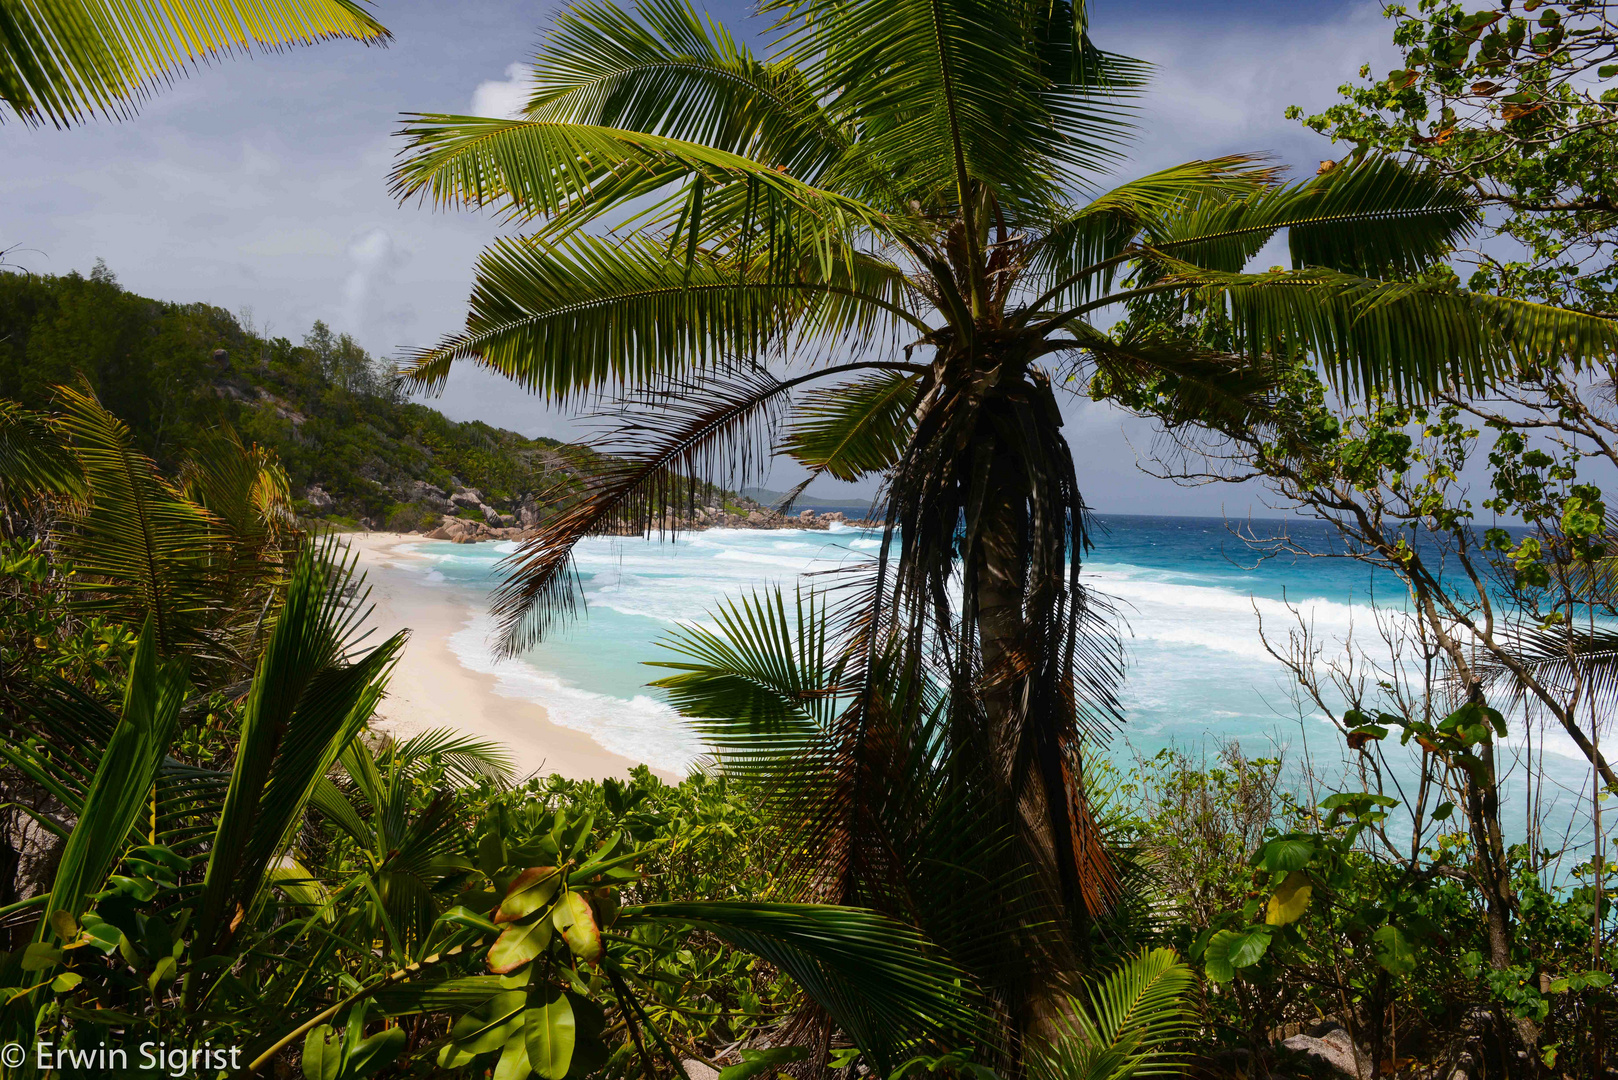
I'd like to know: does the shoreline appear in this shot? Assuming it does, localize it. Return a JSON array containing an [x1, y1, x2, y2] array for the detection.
[[347, 533, 673, 783]]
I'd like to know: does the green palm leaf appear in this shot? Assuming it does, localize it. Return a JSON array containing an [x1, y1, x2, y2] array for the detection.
[[0, 400, 82, 500], [396, 234, 916, 397], [1175, 263, 1618, 396], [1146, 155, 1480, 278], [648, 584, 842, 747], [389, 112, 887, 243], [782, 370, 923, 481], [1, 0, 389, 127], [524, 0, 850, 184], [1026, 948, 1194, 1080], [627, 900, 992, 1071], [489, 363, 795, 653], [53, 382, 218, 653], [192, 541, 404, 959], [767, 0, 1131, 217], [1027, 155, 1280, 310], [33, 619, 189, 931]]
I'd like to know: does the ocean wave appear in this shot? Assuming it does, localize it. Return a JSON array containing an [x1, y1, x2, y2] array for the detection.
[[446, 612, 705, 773]]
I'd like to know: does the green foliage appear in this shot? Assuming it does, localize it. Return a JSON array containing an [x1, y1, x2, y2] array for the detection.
[[1026, 948, 1195, 1080], [0, 0, 389, 128], [1288, 0, 1618, 315], [0, 269, 594, 525]]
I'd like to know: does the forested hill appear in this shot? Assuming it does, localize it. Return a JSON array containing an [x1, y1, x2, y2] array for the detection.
[[0, 264, 612, 530]]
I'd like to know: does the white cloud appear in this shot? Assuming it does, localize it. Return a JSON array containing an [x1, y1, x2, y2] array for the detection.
[[471, 62, 535, 119], [342, 228, 412, 342], [1107, 2, 1400, 180]]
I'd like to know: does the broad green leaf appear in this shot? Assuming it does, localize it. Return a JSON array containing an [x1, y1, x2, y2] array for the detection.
[[524, 987, 577, 1080], [49, 911, 78, 941], [1227, 925, 1272, 968], [302, 1025, 341, 1080], [1255, 837, 1314, 873], [552, 892, 602, 963], [21, 943, 62, 971], [488, 913, 555, 973], [495, 1031, 533, 1080], [719, 1046, 808, 1080], [496, 867, 563, 924], [438, 1042, 483, 1070], [564, 994, 610, 1080], [1205, 925, 1270, 983], [451, 990, 529, 1054], [1202, 931, 1239, 984], [345, 1026, 407, 1079], [1265, 871, 1313, 926], [1371, 924, 1415, 975], [438, 905, 500, 935]]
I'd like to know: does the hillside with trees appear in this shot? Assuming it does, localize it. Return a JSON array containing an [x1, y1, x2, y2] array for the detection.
[[0, 264, 620, 532]]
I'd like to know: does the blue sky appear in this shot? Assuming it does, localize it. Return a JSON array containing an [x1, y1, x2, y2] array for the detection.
[[0, 0, 1400, 515]]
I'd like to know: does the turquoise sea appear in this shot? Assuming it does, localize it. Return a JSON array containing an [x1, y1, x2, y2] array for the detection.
[[379, 514, 1598, 848]]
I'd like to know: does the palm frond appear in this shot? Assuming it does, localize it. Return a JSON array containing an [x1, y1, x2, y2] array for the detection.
[[648, 584, 842, 756], [1, 0, 389, 127], [390, 728, 516, 787], [489, 362, 792, 654], [627, 901, 992, 1072], [53, 382, 219, 653], [1026, 948, 1195, 1080], [1145, 155, 1480, 279], [1025, 155, 1280, 311], [766, 0, 1131, 216], [782, 370, 923, 482], [34, 620, 188, 930], [388, 112, 888, 248], [193, 543, 404, 957], [1064, 328, 1287, 430], [1175, 263, 1618, 397], [1475, 624, 1618, 713], [524, 0, 849, 185], [395, 234, 917, 397], [0, 400, 82, 500]]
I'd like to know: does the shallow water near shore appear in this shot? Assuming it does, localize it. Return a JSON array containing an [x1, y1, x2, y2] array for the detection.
[[384, 514, 1601, 857]]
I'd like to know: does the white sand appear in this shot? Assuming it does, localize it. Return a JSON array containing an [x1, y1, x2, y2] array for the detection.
[[345, 532, 663, 782]]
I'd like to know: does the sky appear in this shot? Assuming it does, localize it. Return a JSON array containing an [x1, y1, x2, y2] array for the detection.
[[0, 0, 1403, 516]]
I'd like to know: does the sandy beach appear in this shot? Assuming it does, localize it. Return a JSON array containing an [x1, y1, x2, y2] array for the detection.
[[346, 533, 662, 782]]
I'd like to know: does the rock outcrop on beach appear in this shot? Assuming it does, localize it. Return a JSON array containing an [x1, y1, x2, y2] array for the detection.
[[418, 506, 867, 543]]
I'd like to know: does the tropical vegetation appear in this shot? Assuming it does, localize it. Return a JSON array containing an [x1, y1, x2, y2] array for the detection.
[[0, 265, 639, 529], [0, 0, 389, 127], [388, 0, 1618, 1071], [2, 0, 1618, 1077]]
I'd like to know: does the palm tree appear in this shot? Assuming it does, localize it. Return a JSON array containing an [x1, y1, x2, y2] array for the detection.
[[390, 0, 1618, 1039], [1, 0, 390, 127], [0, 386, 297, 671]]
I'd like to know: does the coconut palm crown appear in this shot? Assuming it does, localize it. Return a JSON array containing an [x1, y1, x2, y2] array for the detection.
[[389, 0, 1618, 1011]]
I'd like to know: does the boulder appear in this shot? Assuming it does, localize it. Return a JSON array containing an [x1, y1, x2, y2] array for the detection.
[[1280, 1029, 1369, 1078], [450, 488, 485, 510], [403, 479, 453, 511], [422, 526, 451, 540], [823, 511, 846, 523], [481, 503, 503, 525], [745, 510, 768, 525], [518, 504, 544, 529], [798, 509, 816, 521], [303, 485, 336, 513]]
